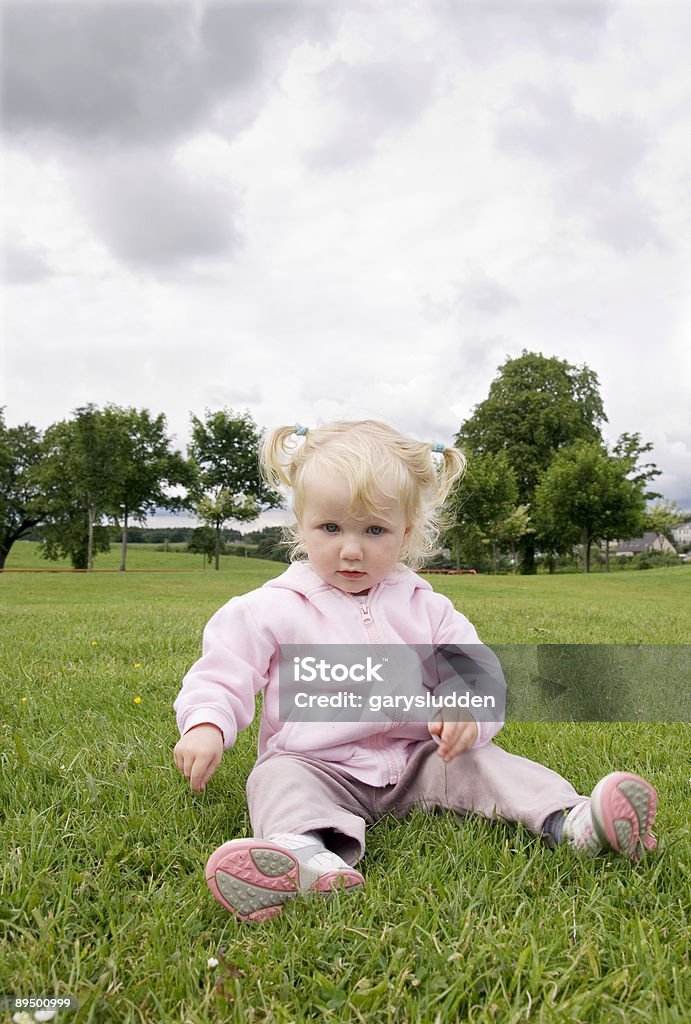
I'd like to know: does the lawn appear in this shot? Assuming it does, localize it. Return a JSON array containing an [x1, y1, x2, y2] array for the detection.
[[1, 546, 689, 1022]]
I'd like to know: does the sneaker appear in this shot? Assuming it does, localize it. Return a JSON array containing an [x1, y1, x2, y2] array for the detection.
[[564, 771, 658, 861], [205, 832, 365, 922]]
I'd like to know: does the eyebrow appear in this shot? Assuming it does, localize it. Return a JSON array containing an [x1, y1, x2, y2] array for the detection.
[[310, 511, 396, 527]]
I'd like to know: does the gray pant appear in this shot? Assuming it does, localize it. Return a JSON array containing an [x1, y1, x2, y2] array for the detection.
[[247, 740, 586, 865]]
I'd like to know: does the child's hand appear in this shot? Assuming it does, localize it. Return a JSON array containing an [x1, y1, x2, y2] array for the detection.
[[174, 724, 224, 793], [428, 716, 478, 763]]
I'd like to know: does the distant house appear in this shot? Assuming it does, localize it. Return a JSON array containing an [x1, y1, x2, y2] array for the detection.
[[614, 532, 677, 557], [671, 521, 691, 548]]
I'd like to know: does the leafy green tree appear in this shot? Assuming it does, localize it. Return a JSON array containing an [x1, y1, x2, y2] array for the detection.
[[188, 409, 282, 570], [532, 440, 647, 573], [38, 406, 115, 570], [602, 432, 661, 568], [443, 520, 488, 572], [457, 352, 606, 572], [644, 499, 686, 543], [496, 504, 532, 572], [0, 411, 46, 570], [37, 404, 192, 571], [38, 508, 112, 569], [99, 405, 192, 571], [449, 451, 520, 572], [187, 525, 222, 567], [612, 432, 662, 499]]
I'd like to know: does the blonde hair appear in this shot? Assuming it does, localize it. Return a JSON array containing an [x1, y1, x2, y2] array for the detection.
[[261, 420, 466, 570]]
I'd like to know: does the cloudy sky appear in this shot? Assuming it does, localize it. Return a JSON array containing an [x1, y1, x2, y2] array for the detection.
[[2, 0, 690, 527]]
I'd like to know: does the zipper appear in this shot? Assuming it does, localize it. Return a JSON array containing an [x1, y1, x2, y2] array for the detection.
[[341, 586, 407, 782]]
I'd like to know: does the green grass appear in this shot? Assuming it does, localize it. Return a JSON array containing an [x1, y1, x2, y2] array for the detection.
[[1, 547, 689, 1022]]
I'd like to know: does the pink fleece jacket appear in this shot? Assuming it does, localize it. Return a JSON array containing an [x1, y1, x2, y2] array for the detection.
[[174, 561, 505, 787]]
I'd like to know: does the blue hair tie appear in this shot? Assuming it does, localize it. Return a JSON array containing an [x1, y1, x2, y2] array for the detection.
[[432, 442, 445, 453], [295, 423, 309, 436]]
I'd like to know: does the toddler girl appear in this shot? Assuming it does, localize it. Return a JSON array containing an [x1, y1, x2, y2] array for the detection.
[[174, 420, 657, 922]]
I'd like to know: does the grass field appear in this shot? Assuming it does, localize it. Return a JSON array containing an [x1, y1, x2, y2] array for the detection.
[[1, 544, 689, 1022]]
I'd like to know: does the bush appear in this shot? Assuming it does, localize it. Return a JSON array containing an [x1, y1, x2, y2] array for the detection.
[[634, 550, 683, 570]]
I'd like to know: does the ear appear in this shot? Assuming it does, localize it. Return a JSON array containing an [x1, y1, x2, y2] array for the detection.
[[399, 524, 411, 553]]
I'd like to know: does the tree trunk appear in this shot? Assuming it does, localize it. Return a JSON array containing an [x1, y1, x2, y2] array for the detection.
[[0, 520, 41, 571], [214, 522, 221, 571], [581, 528, 590, 573], [519, 535, 536, 574], [87, 502, 95, 571], [119, 509, 128, 571], [605, 538, 610, 572]]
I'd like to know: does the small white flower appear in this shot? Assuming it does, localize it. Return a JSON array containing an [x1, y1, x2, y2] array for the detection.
[[12, 1013, 34, 1024], [207, 957, 219, 969], [35, 1012, 58, 1022]]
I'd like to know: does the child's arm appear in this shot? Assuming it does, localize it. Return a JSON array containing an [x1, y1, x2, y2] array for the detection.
[[174, 723, 224, 793], [173, 595, 274, 787], [426, 596, 507, 757]]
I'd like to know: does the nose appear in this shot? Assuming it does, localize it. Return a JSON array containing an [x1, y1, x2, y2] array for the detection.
[[340, 535, 363, 561]]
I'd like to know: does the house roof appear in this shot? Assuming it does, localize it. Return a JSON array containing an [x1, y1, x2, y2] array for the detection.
[[616, 531, 671, 554]]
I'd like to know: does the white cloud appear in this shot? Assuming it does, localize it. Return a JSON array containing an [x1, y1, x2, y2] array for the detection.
[[3, 239, 54, 283], [1, 0, 333, 145], [75, 150, 242, 268]]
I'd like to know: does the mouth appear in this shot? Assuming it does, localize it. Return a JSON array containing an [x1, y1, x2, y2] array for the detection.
[[337, 570, 366, 579]]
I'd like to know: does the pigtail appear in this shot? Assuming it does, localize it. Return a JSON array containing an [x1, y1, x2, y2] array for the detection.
[[260, 425, 305, 492], [435, 445, 467, 505]]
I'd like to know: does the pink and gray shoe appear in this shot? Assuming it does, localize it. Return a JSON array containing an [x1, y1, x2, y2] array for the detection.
[[564, 771, 658, 861], [205, 832, 365, 922]]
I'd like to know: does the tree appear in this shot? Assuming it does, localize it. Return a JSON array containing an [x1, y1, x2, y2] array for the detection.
[[0, 411, 46, 570], [449, 451, 520, 572], [38, 506, 112, 569], [457, 351, 606, 572], [36, 404, 192, 571], [99, 405, 192, 571], [38, 406, 116, 570], [612, 432, 662, 499], [495, 504, 532, 572], [188, 409, 283, 570], [532, 440, 647, 573], [644, 499, 686, 543], [604, 432, 662, 568], [187, 525, 222, 567]]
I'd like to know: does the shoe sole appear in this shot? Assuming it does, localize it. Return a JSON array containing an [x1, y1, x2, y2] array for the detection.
[[205, 840, 365, 922], [590, 772, 658, 861]]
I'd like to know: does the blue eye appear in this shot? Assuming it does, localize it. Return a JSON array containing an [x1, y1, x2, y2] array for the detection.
[[322, 523, 340, 533], [367, 525, 385, 536]]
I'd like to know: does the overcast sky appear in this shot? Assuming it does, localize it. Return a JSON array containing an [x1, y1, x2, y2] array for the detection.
[[2, 0, 690, 529]]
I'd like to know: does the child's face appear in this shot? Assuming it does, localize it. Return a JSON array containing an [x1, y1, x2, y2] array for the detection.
[[298, 473, 410, 594]]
